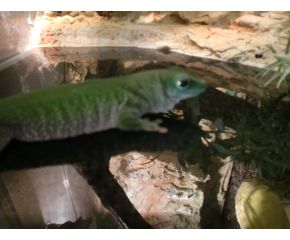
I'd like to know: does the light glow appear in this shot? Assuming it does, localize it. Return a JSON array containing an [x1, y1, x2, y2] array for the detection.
[[25, 14, 48, 51]]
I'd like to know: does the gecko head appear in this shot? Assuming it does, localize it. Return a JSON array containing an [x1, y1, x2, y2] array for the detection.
[[161, 67, 208, 101]]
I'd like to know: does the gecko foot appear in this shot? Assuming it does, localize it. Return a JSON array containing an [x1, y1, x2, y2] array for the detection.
[[117, 112, 168, 133]]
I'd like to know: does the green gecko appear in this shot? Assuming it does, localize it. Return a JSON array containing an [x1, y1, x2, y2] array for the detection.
[[0, 67, 207, 151]]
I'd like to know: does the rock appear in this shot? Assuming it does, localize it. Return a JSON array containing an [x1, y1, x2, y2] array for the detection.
[[109, 150, 233, 228], [109, 151, 206, 228], [177, 12, 240, 27], [234, 13, 287, 31]]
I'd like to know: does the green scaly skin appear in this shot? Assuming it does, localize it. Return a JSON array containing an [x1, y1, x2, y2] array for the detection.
[[0, 67, 207, 151]]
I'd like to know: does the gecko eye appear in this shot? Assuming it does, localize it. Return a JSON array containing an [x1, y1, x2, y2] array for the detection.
[[177, 79, 190, 88]]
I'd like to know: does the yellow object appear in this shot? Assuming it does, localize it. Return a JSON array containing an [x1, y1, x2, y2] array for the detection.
[[235, 179, 290, 229]]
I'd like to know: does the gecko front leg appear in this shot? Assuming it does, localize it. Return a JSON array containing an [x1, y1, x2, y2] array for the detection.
[[117, 109, 168, 133]]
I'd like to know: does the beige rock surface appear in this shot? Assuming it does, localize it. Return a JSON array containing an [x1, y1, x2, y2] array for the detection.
[[39, 12, 288, 66], [109, 150, 233, 228], [35, 11, 290, 96], [109, 151, 206, 228]]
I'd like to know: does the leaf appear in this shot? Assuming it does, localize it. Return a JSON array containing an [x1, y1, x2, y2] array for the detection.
[[274, 54, 290, 64], [264, 70, 281, 87], [276, 69, 290, 88]]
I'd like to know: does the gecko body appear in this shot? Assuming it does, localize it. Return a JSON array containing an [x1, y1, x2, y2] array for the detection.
[[0, 67, 207, 150]]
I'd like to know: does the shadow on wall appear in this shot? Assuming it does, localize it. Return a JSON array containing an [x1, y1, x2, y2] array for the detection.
[[0, 115, 204, 228]]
